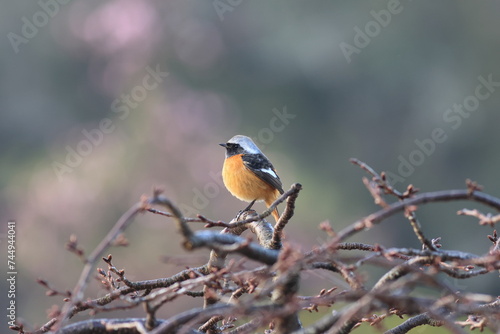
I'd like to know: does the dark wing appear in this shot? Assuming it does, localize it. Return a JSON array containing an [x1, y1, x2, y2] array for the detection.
[[242, 154, 284, 194]]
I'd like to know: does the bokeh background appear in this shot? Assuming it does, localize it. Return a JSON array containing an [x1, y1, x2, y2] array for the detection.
[[1, 1, 499, 332]]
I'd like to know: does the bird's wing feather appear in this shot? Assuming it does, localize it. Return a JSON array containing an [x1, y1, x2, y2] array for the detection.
[[242, 154, 284, 194]]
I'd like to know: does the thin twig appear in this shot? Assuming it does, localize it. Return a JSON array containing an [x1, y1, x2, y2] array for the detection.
[[331, 189, 500, 245], [457, 208, 500, 227], [405, 210, 437, 250], [58, 199, 149, 328]]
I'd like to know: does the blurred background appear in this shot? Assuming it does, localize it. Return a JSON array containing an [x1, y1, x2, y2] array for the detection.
[[1, 1, 499, 332]]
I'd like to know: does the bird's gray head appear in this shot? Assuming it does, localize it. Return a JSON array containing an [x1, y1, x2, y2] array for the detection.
[[220, 135, 262, 157]]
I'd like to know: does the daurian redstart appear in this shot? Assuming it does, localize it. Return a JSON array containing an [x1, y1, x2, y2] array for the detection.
[[220, 135, 284, 222]]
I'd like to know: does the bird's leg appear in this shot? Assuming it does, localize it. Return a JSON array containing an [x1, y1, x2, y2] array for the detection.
[[236, 199, 257, 221], [243, 199, 256, 211]]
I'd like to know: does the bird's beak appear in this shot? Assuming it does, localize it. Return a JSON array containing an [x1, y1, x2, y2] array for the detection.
[[219, 143, 227, 148]]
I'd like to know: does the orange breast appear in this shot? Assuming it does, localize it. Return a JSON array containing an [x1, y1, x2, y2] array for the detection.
[[222, 154, 279, 203]]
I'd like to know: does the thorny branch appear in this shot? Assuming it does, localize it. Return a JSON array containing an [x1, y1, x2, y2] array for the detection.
[[14, 161, 500, 334]]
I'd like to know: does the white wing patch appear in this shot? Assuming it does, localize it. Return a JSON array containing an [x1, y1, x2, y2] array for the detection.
[[259, 168, 278, 179]]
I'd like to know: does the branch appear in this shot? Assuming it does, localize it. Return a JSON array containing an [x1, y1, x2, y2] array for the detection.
[[457, 208, 500, 227], [384, 313, 443, 334], [332, 189, 500, 244], [56, 318, 202, 334], [271, 183, 302, 249], [404, 209, 437, 251], [150, 193, 280, 265], [67, 265, 209, 318], [148, 303, 288, 334], [58, 198, 149, 328], [210, 183, 304, 229], [271, 245, 303, 333], [150, 193, 193, 239]]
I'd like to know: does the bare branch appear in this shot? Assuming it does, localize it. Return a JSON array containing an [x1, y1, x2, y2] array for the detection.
[[384, 313, 443, 334], [331, 189, 500, 244], [58, 199, 149, 328], [271, 183, 302, 249], [26, 159, 500, 334], [404, 210, 437, 251]]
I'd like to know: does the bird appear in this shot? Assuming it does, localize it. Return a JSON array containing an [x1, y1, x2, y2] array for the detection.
[[220, 135, 284, 222]]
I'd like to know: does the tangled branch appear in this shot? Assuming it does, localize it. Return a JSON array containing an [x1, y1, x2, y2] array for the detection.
[[13, 161, 500, 334]]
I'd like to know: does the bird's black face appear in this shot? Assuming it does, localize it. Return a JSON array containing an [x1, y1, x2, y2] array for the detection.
[[220, 142, 244, 157]]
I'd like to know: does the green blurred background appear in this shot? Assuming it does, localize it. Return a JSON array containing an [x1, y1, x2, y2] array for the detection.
[[1, 1, 499, 332]]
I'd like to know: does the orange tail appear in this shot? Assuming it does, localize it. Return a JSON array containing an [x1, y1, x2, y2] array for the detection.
[[265, 193, 281, 223], [271, 207, 280, 223]]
